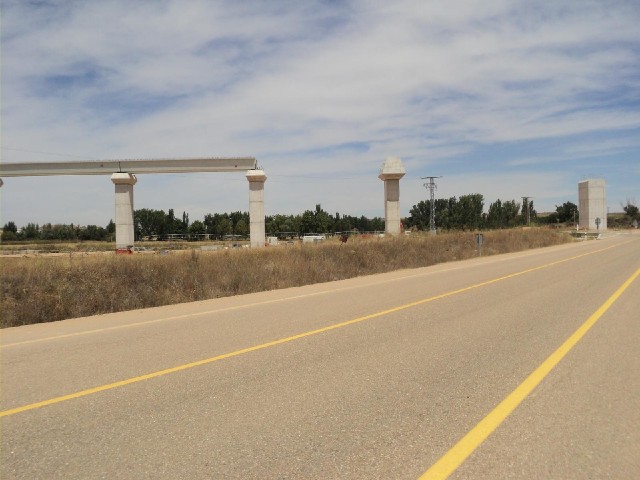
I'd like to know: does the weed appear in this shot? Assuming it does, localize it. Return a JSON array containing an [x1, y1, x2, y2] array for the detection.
[[0, 229, 570, 327]]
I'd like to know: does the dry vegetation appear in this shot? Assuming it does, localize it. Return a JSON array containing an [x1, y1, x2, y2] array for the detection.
[[1, 228, 571, 328]]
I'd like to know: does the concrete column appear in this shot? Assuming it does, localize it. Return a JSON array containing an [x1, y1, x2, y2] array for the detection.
[[579, 179, 607, 231], [378, 157, 406, 236], [246, 169, 267, 248], [111, 173, 137, 249]]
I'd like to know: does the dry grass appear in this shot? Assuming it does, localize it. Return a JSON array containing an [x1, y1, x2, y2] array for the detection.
[[0, 228, 570, 328]]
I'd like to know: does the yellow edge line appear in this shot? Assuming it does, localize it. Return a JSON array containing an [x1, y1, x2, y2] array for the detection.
[[418, 265, 640, 480], [0, 244, 623, 418], [2, 242, 625, 349]]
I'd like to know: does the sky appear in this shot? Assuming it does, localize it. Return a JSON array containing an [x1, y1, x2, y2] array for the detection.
[[1, 0, 639, 227]]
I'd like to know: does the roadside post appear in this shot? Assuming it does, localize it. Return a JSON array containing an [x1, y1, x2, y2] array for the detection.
[[475, 233, 484, 256]]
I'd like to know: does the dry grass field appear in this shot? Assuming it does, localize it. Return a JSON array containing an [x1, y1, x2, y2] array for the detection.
[[0, 229, 571, 328]]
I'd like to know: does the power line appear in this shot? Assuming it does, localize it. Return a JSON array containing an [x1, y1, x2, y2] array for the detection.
[[1, 146, 98, 160]]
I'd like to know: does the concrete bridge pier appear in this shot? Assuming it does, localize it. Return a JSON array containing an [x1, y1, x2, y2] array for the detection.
[[579, 178, 607, 231], [246, 169, 267, 248], [111, 173, 137, 249], [379, 157, 406, 236]]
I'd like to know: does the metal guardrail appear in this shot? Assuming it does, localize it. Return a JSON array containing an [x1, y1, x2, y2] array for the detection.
[[570, 231, 601, 240]]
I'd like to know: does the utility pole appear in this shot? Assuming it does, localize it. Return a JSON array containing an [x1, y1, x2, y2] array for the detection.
[[521, 196, 533, 226], [422, 176, 442, 234]]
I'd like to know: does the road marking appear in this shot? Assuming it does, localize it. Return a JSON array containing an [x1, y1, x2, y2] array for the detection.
[[1, 241, 625, 348], [0, 243, 628, 418], [418, 265, 640, 480], [0, 244, 629, 415]]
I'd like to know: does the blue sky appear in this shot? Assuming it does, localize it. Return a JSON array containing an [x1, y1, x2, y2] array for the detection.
[[2, 0, 639, 227]]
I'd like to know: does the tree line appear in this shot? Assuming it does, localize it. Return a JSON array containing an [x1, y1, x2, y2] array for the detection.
[[0, 204, 385, 242], [405, 194, 539, 230], [1, 220, 115, 242], [3, 198, 637, 242], [406, 196, 639, 230], [135, 205, 384, 239]]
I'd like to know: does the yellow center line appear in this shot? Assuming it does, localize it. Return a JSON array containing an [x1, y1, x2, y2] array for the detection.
[[418, 265, 640, 480], [0, 243, 627, 418]]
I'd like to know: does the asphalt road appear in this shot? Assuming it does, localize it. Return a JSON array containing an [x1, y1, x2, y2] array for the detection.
[[2, 232, 639, 479]]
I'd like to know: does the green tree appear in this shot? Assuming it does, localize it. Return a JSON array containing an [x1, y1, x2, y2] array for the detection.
[[21, 223, 40, 240], [436, 198, 453, 230], [234, 218, 249, 237], [334, 212, 355, 232], [189, 220, 205, 235], [40, 223, 54, 240], [226, 211, 249, 235], [204, 213, 226, 236], [486, 199, 521, 228], [79, 225, 107, 241], [300, 209, 316, 234], [166, 209, 186, 234], [1, 221, 18, 241], [623, 200, 639, 219], [314, 204, 333, 233], [407, 198, 449, 230], [555, 201, 578, 223], [457, 194, 484, 230], [407, 200, 430, 230], [290, 215, 303, 236], [135, 209, 167, 238], [3, 221, 17, 234], [407, 195, 483, 231], [486, 199, 505, 228], [217, 217, 232, 236], [370, 217, 385, 231], [266, 214, 296, 236], [503, 200, 521, 227]]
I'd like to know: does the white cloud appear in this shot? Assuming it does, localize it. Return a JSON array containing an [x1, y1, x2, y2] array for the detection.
[[1, 0, 639, 225]]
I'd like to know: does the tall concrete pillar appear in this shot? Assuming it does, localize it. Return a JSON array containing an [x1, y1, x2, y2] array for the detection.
[[246, 169, 267, 248], [378, 157, 406, 236], [578, 179, 607, 231], [111, 173, 137, 249]]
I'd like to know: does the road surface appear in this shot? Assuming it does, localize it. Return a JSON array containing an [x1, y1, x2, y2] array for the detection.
[[2, 232, 639, 479]]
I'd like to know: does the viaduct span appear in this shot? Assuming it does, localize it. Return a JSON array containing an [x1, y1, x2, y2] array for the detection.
[[0, 158, 267, 249], [1, 156, 409, 248]]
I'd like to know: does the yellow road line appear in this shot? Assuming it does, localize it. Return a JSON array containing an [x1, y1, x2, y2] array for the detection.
[[418, 265, 640, 480], [1, 242, 624, 349], [0, 244, 626, 418]]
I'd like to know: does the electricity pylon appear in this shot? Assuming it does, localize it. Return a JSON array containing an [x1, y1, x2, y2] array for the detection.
[[422, 176, 442, 234]]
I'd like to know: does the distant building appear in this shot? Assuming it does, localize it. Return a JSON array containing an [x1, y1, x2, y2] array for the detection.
[[578, 179, 607, 231]]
